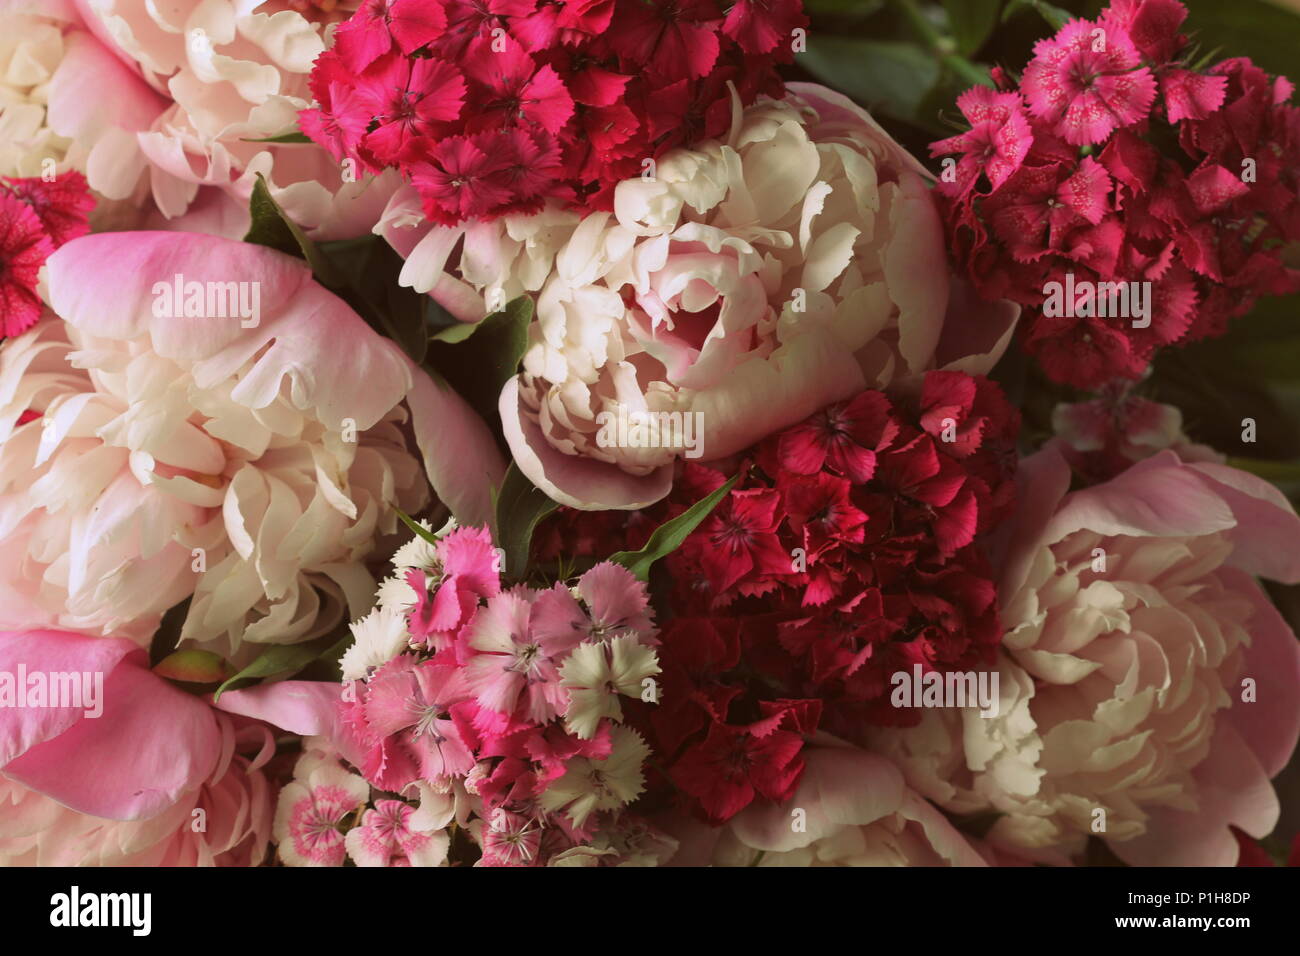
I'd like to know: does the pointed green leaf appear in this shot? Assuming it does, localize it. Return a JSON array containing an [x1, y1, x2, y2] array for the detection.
[[242, 130, 313, 144], [609, 473, 739, 581], [213, 631, 345, 701], [395, 507, 442, 546], [243, 173, 344, 288], [491, 462, 558, 582]]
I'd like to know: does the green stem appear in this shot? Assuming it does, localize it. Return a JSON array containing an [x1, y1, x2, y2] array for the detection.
[[890, 0, 993, 88]]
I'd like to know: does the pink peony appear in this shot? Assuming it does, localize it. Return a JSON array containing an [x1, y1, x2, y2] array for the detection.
[[0, 752, 271, 866], [0, 628, 222, 819], [873, 445, 1300, 865], [0, 231, 503, 651]]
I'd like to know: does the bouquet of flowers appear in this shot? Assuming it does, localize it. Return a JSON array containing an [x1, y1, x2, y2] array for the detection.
[[2, 0, 1299, 870]]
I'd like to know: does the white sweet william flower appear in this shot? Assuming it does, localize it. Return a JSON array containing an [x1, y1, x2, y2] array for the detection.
[[381, 83, 1019, 509], [560, 636, 660, 739], [539, 725, 650, 827], [0, 231, 504, 653], [339, 603, 410, 682]]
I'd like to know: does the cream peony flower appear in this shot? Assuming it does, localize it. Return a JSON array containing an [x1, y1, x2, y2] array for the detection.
[[664, 738, 987, 867], [0, 0, 166, 183], [72, 0, 395, 235], [381, 83, 1018, 509], [872, 445, 1300, 865], [0, 231, 503, 656]]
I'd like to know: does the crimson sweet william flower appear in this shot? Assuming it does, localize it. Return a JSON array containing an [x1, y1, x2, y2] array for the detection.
[[301, 0, 802, 222], [686, 488, 792, 596], [335, 0, 450, 71], [778, 390, 899, 483], [3, 172, 94, 248], [0, 195, 54, 339], [931, 86, 1034, 197], [722, 0, 805, 55], [1021, 18, 1157, 146], [410, 134, 516, 224], [932, 0, 1300, 390], [359, 55, 467, 166], [608, 0, 723, 82], [670, 722, 805, 824]]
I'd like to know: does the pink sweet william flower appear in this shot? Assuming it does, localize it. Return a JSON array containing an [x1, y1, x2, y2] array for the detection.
[[530, 562, 657, 646], [930, 86, 1034, 197], [406, 525, 502, 649], [346, 655, 477, 790], [464, 589, 575, 724], [1021, 18, 1158, 145], [345, 799, 449, 867], [273, 750, 370, 867]]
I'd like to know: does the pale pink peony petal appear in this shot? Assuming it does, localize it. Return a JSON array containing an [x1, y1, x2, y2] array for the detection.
[[1, 631, 221, 820], [499, 376, 674, 511]]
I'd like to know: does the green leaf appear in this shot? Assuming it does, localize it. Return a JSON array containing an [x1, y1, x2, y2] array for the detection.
[[491, 462, 558, 582], [395, 507, 442, 546], [243, 173, 344, 288], [242, 130, 313, 144], [148, 597, 191, 668], [1226, 457, 1300, 499], [213, 631, 344, 701], [378, 274, 429, 364], [609, 473, 740, 581], [803, 0, 884, 16], [942, 0, 1000, 54], [1182, 0, 1300, 80], [1002, 0, 1070, 29], [801, 36, 942, 126], [425, 296, 534, 429]]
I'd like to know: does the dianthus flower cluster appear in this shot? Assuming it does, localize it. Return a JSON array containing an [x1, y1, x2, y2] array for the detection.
[[302, 0, 805, 224], [931, 0, 1300, 388]]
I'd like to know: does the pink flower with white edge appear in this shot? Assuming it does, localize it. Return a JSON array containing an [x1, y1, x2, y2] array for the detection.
[[71, 0, 399, 236], [530, 561, 657, 645], [875, 444, 1300, 865], [273, 748, 369, 867], [463, 588, 574, 725], [0, 231, 503, 650], [345, 799, 449, 867], [663, 737, 988, 866], [348, 655, 476, 790]]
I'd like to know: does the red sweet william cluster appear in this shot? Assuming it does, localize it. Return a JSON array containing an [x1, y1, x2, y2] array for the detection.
[[301, 0, 805, 224], [619, 371, 1019, 824], [0, 171, 94, 338], [931, 0, 1300, 390]]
